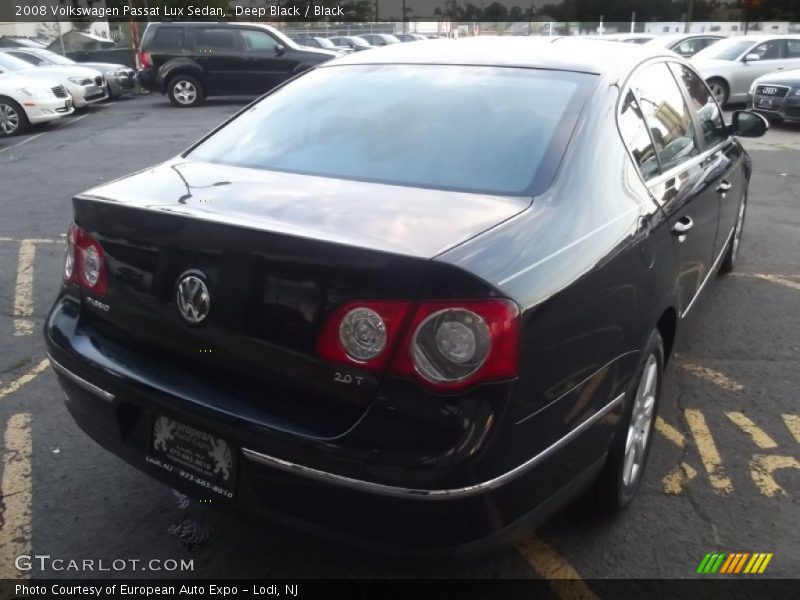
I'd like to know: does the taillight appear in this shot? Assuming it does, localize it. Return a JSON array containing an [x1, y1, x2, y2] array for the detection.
[[392, 299, 519, 391], [138, 51, 151, 69], [317, 298, 519, 391], [64, 223, 107, 296]]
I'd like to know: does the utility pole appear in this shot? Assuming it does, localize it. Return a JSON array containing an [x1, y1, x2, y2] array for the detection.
[[630, 11, 636, 33], [685, 0, 694, 34]]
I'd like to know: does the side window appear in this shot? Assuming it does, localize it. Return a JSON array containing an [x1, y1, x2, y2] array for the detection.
[[630, 62, 698, 173], [152, 28, 184, 51], [196, 28, 237, 51], [241, 30, 278, 52], [672, 64, 726, 148], [786, 40, 800, 58], [619, 91, 660, 180], [7, 51, 39, 65], [750, 40, 783, 60]]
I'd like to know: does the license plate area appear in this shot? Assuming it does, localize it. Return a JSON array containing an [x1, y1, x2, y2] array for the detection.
[[65, 99, 72, 108], [148, 415, 237, 498], [757, 98, 773, 108]]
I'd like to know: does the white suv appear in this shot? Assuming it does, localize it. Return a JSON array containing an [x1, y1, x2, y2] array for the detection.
[[0, 70, 74, 136]]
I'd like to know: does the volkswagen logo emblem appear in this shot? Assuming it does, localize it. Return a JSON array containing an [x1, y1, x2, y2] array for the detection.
[[175, 272, 211, 324]]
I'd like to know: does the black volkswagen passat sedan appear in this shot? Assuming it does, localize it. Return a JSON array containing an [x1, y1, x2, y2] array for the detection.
[[45, 37, 767, 555]]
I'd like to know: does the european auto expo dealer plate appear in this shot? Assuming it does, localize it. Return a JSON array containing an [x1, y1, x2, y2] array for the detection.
[[148, 415, 237, 498]]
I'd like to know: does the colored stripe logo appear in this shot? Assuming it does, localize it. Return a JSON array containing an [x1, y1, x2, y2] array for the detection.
[[697, 552, 773, 574]]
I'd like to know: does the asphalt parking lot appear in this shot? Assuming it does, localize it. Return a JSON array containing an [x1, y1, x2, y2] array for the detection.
[[0, 95, 798, 587]]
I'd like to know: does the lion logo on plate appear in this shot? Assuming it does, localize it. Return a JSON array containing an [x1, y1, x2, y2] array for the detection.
[[176, 273, 211, 324]]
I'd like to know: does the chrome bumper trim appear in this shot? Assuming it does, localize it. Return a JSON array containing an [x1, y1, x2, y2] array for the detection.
[[242, 392, 625, 500], [48, 355, 115, 402]]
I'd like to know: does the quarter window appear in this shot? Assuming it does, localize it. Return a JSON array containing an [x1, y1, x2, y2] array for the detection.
[[630, 62, 698, 173], [672, 64, 726, 148], [618, 91, 660, 180]]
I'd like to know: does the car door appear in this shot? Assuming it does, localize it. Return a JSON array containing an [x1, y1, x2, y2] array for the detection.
[[733, 39, 787, 98], [238, 28, 300, 93], [785, 39, 800, 68], [628, 61, 720, 316], [671, 63, 746, 260], [193, 26, 244, 93]]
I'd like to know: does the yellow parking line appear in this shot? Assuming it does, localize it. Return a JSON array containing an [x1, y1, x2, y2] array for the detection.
[[733, 273, 800, 292], [516, 537, 598, 599], [656, 417, 685, 448], [0, 413, 33, 579], [750, 455, 800, 497], [725, 412, 778, 449], [0, 359, 50, 401], [782, 414, 800, 444], [673, 355, 743, 392], [662, 462, 697, 495], [0, 238, 63, 244], [13, 240, 37, 336], [685, 409, 733, 494]]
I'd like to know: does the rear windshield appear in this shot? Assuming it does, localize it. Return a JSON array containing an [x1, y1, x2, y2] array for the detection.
[[189, 65, 596, 196]]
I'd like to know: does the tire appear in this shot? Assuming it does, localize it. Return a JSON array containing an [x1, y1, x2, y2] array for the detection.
[[592, 330, 664, 514], [719, 191, 747, 274], [167, 75, 204, 108], [0, 97, 29, 137], [707, 77, 729, 106]]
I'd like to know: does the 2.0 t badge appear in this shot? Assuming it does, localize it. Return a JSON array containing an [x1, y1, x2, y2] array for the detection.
[[175, 272, 211, 324]]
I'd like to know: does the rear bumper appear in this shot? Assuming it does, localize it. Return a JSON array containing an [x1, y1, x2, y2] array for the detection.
[[45, 295, 620, 552], [136, 68, 159, 93]]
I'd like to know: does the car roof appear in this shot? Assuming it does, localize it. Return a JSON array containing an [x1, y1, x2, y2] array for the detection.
[[326, 36, 678, 78]]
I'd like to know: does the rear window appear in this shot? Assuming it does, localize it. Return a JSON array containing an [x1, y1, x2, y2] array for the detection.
[[196, 28, 237, 50], [188, 65, 596, 195], [151, 27, 184, 51]]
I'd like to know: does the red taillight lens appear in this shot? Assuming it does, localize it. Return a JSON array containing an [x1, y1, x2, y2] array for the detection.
[[64, 223, 107, 296], [316, 298, 519, 391], [138, 51, 151, 69], [316, 301, 412, 371], [392, 299, 519, 391]]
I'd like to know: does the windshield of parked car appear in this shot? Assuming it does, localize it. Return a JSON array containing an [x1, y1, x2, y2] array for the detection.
[[35, 50, 75, 65], [693, 39, 754, 61], [0, 53, 34, 71], [189, 65, 596, 195]]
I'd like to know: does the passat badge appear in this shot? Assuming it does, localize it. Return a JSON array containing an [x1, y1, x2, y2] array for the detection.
[[176, 272, 211, 324]]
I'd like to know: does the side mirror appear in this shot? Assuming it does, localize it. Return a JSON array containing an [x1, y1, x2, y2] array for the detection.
[[743, 53, 761, 62], [728, 110, 769, 138], [275, 44, 285, 56]]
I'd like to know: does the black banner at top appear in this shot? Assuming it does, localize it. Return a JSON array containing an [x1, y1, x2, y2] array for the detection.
[[1, 0, 799, 23]]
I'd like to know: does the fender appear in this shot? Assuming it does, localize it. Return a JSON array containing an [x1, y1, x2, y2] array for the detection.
[[157, 58, 205, 94]]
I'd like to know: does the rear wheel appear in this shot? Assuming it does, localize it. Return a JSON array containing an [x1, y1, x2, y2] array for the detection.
[[0, 97, 29, 137], [593, 330, 664, 514], [707, 77, 729, 106], [168, 75, 204, 108], [719, 192, 747, 274]]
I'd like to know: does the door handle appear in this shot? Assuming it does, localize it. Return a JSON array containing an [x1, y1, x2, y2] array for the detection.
[[671, 216, 694, 238], [716, 180, 732, 193]]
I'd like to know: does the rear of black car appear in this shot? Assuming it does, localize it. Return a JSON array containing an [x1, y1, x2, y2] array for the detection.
[[46, 61, 600, 553]]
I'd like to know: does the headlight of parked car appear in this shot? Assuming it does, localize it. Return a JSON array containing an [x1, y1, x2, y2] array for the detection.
[[67, 77, 92, 86], [17, 86, 52, 99], [794, 88, 800, 96]]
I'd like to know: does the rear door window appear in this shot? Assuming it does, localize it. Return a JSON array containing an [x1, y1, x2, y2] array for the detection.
[[629, 62, 699, 173], [671, 64, 727, 148], [152, 27, 184, 51], [196, 28, 238, 51]]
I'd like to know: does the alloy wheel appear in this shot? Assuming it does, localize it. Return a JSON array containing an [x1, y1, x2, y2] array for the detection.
[[622, 354, 658, 488], [709, 82, 726, 104], [173, 81, 197, 105], [0, 103, 20, 135]]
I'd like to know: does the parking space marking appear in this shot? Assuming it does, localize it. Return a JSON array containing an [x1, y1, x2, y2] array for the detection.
[[673, 355, 743, 392], [516, 537, 598, 599], [684, 409, 733, 494], [13, 240, 37, 336], [0, 133, 44, 156], [656, 416, 685, 448], [750, 455, 800, 497], [0, 238, 63, 244], [732, 273, 800, 292], [662, 462, 698, 495], [725, 412, 778, 449], [0, 359, 50, 402], [782, 414, 800, 444], [0, 413, 33, 579]]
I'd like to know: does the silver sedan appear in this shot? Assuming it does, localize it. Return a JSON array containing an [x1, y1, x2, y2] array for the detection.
[[692, 35, 800, 105]]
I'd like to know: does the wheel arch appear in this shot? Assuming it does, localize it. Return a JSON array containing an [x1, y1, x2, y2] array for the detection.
[[158, 60, 206, 94]]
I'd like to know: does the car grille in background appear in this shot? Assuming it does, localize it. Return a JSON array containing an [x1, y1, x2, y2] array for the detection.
[[756, 85, 789, 97], [51, 85, 68, 98], [95, 76, 104, 86]]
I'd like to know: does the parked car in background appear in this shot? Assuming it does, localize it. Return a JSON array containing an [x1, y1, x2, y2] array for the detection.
[[0, 69, 73, 136], [2, 47, 135, 99], [45, 37, 766, 553], [597, 34, 655, 44], [357, 33, 401, 46], [137, 22, 338, 107], [0, 36, 48, 49], [644, 33, 724, 57], [747, 67, 800, 122], [692, 35, 800, 105], [396, 33, 428, 42], [0, 51, 107, 107], [292, 36, 347, 53], [329, 35, 373, 52]]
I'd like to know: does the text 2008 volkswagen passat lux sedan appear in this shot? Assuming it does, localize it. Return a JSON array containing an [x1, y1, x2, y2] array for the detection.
[[45, 37, 767, 555]]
